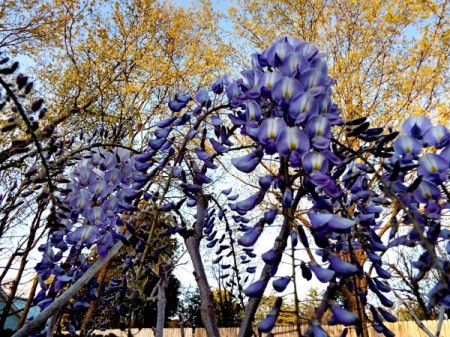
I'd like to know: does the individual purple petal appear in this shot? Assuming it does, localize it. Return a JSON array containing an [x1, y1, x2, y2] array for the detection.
[[70, 193, 90, 213], [328, 255, 359, 276], [175, 93, 191, 103], [295, 42, 319, 60], [265, 39, 294, 66], [258, 117, 287, 145], [424, 125, 449, 147], [88, 206, 104, 224], [243, 280, 267, 297], [300, 68, 326, 94], [97, 232, 113, 258], [273, 276, 291, 292], [303, 151, 328, 174], [276, 127, 310, 157], [89, 180, 108, 197], [374, 264, 391, 279], [373, 278, 391, 292], [376, 291, 394, 307], [309, 261, 335, 282], [280, 52, 309, 76], [135, 152, 153, 163], [256, 71, 282, 94], [77, 166, 95, 187], [155, 128, 171, 139], [195, 148, 210, 160], [328, 216, 355, 233], [402, 116, 431, 137], [289, 92, 318, 123], [272, 76, 303, 103], [418, 153, 448, 179], [246, 100, 262, 122], [226, 81, 242, 102], [73, 225, 98, 246], [331, 304, 358, 326], [413, 179, 441, 203], [393, 135, 422, 158]]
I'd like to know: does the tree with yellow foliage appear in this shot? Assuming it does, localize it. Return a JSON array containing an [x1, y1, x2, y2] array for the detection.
[[229, 0, 449, 125]]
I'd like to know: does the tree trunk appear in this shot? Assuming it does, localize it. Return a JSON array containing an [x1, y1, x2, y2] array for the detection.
[[183, 193, 221, 337], [156, 264, 170, 337]]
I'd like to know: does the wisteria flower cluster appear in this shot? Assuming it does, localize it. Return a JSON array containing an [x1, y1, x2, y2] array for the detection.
[[26, 37, 449, 337]]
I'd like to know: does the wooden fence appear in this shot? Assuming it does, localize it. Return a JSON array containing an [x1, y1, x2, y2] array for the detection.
[[86, 320, 450, 337]]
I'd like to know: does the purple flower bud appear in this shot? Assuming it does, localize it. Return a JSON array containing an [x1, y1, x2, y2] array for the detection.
[[376, 291, 394, 307], [235, 193, 263, 211], [210, 139, 228, 153], [222, 187, 232, 195], [309, 261, 335, 283], [374, 264, 391, 279], [259, 175, 275, 190], [290, 230, 298, 247], [264, 209, 278, 224], [258, 315, 277, 333], [231, 152, 261, 173], [168, 100, 186, 112], [328, 255, 359, 276], [244, 280, 267, 297], [273, 276, 291, 292], [282, 188, 293, 207], [238, 223, 264, 247], [301, 262, 312, 280], [262, 248, 278, 264], [331, 304, 358, 326], [156, 116, 177, 128], [378, 308, 397, 322], [149, 138, 167, 151]]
